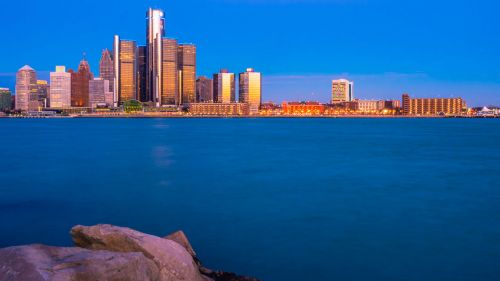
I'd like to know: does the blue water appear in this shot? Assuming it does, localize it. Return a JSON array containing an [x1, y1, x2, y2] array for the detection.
[[1, 118, 500, 281]]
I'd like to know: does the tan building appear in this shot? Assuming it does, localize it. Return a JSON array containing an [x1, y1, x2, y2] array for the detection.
[[213, 70, 235, 103], [402, 93, 465, 115], [161, 38, 179, 105], [239, 68, 262, 115], [114, 35, 137, 105], [332, 79, 354, 103], [15, 65, 37, 111], [49, 66, 72, 108], [178, 44, 196, 104], [189, 103, 249, 116], [356, 100, 385, 113]]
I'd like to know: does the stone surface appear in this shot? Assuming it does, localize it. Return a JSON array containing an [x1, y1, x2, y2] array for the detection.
[[71, 224, 205, 281], [164, 230, 197, 258], [0, 244, 160, 281]]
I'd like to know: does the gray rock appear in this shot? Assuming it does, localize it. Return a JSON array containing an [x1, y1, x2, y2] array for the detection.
[[71, 224, 205, 281], [0, 244, 160, 281]]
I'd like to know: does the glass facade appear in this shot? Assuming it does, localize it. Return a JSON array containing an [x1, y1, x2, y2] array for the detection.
[[196, 76, 213, 102], [239, 68, 262, 114], [49, 66, 71, 108], [15, 65, 37, 111], [213, 70, 235, 103], [0, 88, 12, 112], [99, 49, 114, 93], [161, 38, 178, 105], [178, 44, 196, 104], [146, 8, 165, 106], [137, 46, 147, 102], [117, 40, 137, 103]]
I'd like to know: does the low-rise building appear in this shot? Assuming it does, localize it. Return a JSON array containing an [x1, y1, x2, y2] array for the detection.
[[282, 101, 325, 116], [189, 103, 249, 116], [402, 93, 465, 115]]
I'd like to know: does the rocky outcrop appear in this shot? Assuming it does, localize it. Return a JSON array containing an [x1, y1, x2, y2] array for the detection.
[[0, 224, 260, 281]]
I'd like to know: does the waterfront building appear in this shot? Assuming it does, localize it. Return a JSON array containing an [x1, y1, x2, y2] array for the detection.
[[196, 76, 213, 102], [282, 101, 325, 116], [114, 35, 137, 105], [189, 102, 249, 116], [89, 78, 113, 108], [402, 93, 465, 115], [213, 70, 235, 103], [137, 46, 147, 102], [239, 68, 262, 115], [332, 79, 354, 103], [161, 38, 179, 105], [356, 100, 385, 113], [15, 65, 37, 111], [99, 49, 114, 93], [178, 44, 196, 104], [384, 100, 401, 110], [69, 57, 94, 107], [35, 80, 49, 109], [49, 66, 72, 108], [0, 88, 12, 112], [146, 8, 165, 106]]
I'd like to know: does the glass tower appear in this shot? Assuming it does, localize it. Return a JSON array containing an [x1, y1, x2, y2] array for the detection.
[[99, 49, 114, 93], [114, 35, 137, 104], [239, 68, 262, 115], [146, 8, 165, 106], [161, 38, 178, 105], [15, 65, 37, 111], [177, 44, 196, 104], [213, 69, 235, 104]]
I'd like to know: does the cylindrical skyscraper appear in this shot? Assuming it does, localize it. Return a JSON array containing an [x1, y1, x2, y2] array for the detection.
[[146, 8, 165, 106]]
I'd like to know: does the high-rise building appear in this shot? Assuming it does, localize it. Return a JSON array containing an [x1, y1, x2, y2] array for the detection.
[[332, 79, 354, 103], [99, 49, 114, 93], [161, 38, 178, 105], [178, 44, 196, 104], [239, 68, 262, 114], [213, 70, 235, 103], [114, 35, 137, 104], [69, 57, 94, 107], [15, 65, 37, 111], [196, 76, 213, 102], [0, 88, 12, 112], [89, 78, 113, 108], [401, 93, 465, 116], [146, 8, 165, 106], [49, 66, 71, 108], [35, 80, 49, 109], [137, 46, 147, 102]]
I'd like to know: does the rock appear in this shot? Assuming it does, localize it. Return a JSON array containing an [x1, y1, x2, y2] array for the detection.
[[164, 230, 197, 258], [206, 271, 261, 281], [71, 224, 205, 281], [0, 244, 160, 281]]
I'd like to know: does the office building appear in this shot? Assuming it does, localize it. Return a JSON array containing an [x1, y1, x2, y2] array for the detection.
[[239, 68, 262, 114], [213, 69, 235, 103], [332, 79, 354, 103], [69, 57, 94, 107], [178, 44, 196, 104], [114, 35, 137, 104], [15, 65, 37, 111], [99, 49, 114, 93], [161, 38, 179, 105], [146, 8, 165, 106], [402, 93, 465, 115], [137, 46, 147, 102], [0, 88, 12, 112], [34, 80, 49, 109], [196, 76, 213, 102], [89, 78, 113, 108], [49, 66, 72, 108], [189, 103, 249, 116]]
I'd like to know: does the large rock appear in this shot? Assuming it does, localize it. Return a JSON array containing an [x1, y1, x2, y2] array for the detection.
[[164, 230, 197, 258], [0, 244, 160, 281], [71, 224, 205, 281]]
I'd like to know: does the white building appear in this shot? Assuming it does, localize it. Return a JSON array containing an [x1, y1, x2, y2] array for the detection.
[[332, 79, 354, 103], [89, 78, 113, 108], [49, 66, 71, 108], [357, 100, 385, 113]]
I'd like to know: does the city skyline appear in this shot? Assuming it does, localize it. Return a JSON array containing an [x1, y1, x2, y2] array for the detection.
[[0, 0, 499, 106]]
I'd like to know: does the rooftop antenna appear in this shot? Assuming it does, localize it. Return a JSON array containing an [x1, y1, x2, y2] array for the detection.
[[82, 52, 87, 61]]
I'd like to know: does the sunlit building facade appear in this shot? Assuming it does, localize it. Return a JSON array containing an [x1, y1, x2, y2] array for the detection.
[[332, 79, 354, 103], [69, 57, 94, 107], [178, 44, 196, 104], [282, 101, 325, 116], [213, 70, 235, 103], [15, 65, 37, 111], [114, 35, 137, 104], [146, 8, 165, 106], [99, 49, 114, 93], [0, 88, 12, 112], [239, 68, 262, 115], [189, 103, 249, 116], [401, 93, 465, 115], [49, 66, 71, 108], [89, 78, 113, 108], [196, 76, 213, 102], [161, 38, 179, 105]]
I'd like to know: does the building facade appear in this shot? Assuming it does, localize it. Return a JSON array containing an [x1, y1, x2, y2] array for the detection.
[[99, 49, 114, 93], [189, 103, 249, 116], [356, 100, 385, 113], [239, 68, 262, 115], [15, 65, 37, 111], [161, 38, 179, 105], [402, 94, 465, 115], [49, 66, 72, 108], [178, 44, 196, 104], [196, 76, 213, 102], [332, 79, 354, 103], [0, 88, 12, 112], [69, 58, 94, 107], [282, 101, 325, 115], [137, 46, 147, 102], [213, 70, 235, 103], [146, 8, 165, 106], [89, 78, 113, 108], [34, 80, 49, 109], [114, 36, 137, 104]]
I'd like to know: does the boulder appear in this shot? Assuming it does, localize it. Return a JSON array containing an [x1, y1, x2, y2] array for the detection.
[[0, 244, 160, 281], [164, 230, 197, 258], [71, 224, 205, 281]]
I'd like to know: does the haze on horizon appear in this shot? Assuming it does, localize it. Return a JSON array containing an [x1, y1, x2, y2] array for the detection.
[[0, 0, 498, 106]]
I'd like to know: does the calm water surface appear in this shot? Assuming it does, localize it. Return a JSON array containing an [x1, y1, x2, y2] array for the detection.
[[1, 118, 500, 281]]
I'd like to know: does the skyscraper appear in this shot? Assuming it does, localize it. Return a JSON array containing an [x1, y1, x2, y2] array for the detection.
[[49, 66, 71, 108], [99, 49, 114, 93], [178, 44, 196, 104], [196, 76, 213, 102], [213, 70, 235, 103], [146, 8, 165, 106], [69, 57, 94, 107], [15, 65, 37, 111], [331, 79, 354, 103], [137, 46, 147, 102], [114, 35, 137, 104], [89, 78, 113, 108], [161, 38, 178, 105], [239, 68, 262, 114], [0, 88, 12, 112], [35, 80, 49, 109]]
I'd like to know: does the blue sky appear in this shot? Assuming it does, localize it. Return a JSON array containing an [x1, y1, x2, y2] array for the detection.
[[0, 0, 499, 106]]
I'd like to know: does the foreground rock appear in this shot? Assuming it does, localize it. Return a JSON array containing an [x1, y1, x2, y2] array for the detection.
[[0, 224, 260, 281]]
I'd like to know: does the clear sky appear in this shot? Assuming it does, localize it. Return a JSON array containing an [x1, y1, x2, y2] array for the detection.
[[0, 0, 499, 106]]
